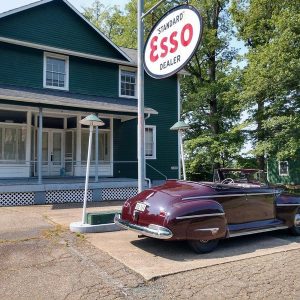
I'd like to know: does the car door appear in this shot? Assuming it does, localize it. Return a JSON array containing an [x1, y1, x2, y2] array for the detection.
[[244, 187, 276, 221], [216, 186, 249, 225]]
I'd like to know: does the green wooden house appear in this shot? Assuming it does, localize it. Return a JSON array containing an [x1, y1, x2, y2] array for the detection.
[[267, 159, 300, 186], [0, 0, 181, 205]]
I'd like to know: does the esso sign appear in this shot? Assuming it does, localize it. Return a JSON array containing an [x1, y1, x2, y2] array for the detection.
[[144, 5, 203, 79]]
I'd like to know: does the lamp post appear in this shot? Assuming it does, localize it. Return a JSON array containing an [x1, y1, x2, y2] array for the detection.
[[79, 114, 104, 225], [170, 121, 189, 180]]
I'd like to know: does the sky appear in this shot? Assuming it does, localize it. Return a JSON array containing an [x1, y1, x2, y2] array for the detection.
[[0, 0, 129, 14]]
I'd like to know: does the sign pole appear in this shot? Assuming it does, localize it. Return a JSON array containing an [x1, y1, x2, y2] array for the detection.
[[137, 0, 145, 193]]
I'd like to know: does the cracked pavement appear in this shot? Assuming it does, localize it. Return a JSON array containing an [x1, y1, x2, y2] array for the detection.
[[0, 205, 299, 299]]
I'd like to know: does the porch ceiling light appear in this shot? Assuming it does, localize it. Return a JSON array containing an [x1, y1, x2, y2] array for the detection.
[[79, 114, 105, 127]]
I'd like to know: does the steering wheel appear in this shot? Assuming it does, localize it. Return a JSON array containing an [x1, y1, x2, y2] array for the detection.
[[221, 178, 234, 184]]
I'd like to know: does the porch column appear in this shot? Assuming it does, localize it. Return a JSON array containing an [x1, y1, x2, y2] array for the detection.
[[75, 115, 81, 176], [95, 125, 99, 182], [37, 107, 43, 184], [26, 111, 32, 174]]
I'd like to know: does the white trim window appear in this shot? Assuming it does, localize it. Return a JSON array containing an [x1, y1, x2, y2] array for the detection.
[[43, 52, 69, 90], [145, 125, 156, 159], [119, 67, 137, 98], [279, 161, 289, 176]]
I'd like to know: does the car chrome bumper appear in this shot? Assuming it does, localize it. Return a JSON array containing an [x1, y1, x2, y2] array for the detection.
[[114, 214, 173, 240]]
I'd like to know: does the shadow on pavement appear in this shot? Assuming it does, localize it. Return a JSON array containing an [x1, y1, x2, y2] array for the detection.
[[130, 230, 300, 262]]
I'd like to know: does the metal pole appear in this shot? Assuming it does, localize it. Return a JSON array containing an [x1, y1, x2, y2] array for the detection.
[[138, 0, 145, 192], [179, 130, 186, 180], [95, 125, 99, 182], [82, 125, 93, 224], [38, 107, 43, 184]]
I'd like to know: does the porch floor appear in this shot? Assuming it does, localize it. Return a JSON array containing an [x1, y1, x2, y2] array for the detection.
[[0, 177, 137, 186]]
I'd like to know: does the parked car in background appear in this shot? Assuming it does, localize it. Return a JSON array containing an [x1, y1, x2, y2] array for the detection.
[[115, 169, 300, 253]]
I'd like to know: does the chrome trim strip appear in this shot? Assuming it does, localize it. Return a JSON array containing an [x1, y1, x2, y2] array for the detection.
[[176, 213, 225, 220], [247, 193, 275, 196], [276, 204, 300, 207], [114, 214, 173, 240], [229, 226, 288, 238], [183, 193, 275, 201], [183, 194, 244, 200]]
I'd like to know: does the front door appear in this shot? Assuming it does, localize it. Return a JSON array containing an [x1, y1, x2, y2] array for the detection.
[[42, 130, 63, 176]]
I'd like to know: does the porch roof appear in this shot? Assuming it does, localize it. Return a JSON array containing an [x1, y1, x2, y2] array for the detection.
[[0, 84, 158, 115]]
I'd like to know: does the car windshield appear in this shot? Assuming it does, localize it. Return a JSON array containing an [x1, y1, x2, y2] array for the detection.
[[213, 169, 268, 187]]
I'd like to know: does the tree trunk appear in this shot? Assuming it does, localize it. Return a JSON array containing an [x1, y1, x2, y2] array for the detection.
[[256, 100, 265, 170]]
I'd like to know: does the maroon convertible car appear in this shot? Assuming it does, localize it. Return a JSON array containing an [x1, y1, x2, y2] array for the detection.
[[115, 169, 300, 253]]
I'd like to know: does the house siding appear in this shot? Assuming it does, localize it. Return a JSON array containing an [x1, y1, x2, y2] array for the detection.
[[268, 159, 300, 185], [69, 56, 119, 98], [0, 42, 42, 89], [113, 74, 179, 180], [0, 0, 126, 61]]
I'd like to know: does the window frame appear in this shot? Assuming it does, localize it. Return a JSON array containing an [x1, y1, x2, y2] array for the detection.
[[145, 125, 156, 160], [43, 52, 69, 91], [278, 161, 289, 176], [119, 66, 137, 99]]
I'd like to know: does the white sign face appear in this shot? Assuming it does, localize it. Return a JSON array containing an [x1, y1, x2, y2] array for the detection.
[[144, 5, 203, 79]]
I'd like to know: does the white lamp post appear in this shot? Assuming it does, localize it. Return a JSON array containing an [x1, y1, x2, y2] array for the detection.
[[70, 114, 105, 233], [170, 121, 189, 180], [79, 114, 104, 225]]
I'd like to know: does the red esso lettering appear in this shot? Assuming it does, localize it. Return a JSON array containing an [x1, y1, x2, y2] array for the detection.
[[181, 24, 193, 47], [148, 23, 194, 62], [150, 36, 159, 62]]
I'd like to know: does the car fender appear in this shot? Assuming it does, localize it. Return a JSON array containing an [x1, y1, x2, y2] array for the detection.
[[165, 199, 228, 241], [276, 193, 300, 227]]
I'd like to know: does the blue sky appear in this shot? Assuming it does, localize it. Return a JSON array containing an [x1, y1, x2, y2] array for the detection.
[[0, 0, 129, 14]]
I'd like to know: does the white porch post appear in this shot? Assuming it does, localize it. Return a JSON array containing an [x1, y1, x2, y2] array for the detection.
[[37, 107, 43, 184], [26, 111, 32, 176], [95, 125, 99, 182], [76, 115, 81, 176]]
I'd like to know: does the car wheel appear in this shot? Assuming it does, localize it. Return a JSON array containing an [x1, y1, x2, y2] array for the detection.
[[290, 210, 300, 236], [188, 239, 219, 254]]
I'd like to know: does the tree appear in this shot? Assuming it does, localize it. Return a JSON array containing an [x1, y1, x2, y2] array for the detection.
[[181, 0, 242, 176], [231, 0, 300, 168]]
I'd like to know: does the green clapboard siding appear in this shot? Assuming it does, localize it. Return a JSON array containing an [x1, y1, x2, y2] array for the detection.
[[268, 159, 300, 185], [0, 43, 120, 98], [0, 0, 126, 61], [0, 42, 43, 89], [113, 74, 179, 180], [69, 56, 119, 98]]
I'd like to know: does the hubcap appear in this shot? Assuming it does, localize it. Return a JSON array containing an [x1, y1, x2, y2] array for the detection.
[[295, 214, 300, 227]]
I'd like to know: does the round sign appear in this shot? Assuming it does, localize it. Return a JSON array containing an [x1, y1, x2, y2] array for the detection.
[[144, 5, 203, 79]]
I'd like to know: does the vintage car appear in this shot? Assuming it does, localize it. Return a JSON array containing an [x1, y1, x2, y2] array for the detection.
[[114, 169, 300, 253]]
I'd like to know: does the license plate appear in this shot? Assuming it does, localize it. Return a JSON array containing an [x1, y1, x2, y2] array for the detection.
[[135, 202, 147, 212]]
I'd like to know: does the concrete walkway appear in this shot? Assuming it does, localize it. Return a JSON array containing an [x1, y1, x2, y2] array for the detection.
[[41, 203, 300, 280]]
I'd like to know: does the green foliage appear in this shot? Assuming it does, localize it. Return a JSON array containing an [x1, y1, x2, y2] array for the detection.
[[231, 0, 300, 166], [181, 0, 243, 174]]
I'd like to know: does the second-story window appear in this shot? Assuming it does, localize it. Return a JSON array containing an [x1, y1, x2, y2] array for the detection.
[[119, 67, 136, 98], [43, 52, 69, 90]]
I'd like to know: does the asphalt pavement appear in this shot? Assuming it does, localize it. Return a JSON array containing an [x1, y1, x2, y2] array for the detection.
[[0, 203, 299, 299]]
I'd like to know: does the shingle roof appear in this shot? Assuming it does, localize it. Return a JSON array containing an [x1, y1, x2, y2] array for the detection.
[[0, 84, 158, 115]]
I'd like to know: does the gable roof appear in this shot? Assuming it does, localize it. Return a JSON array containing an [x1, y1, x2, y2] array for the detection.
[[0, 0, 131, 62]]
